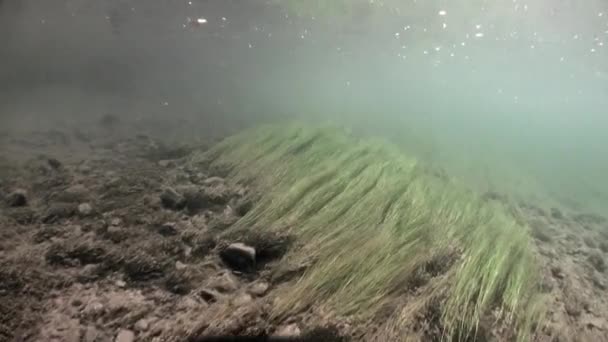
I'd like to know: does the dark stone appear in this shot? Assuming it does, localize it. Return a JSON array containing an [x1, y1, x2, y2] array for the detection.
[[6, 189, 27, 207], [47, 158, 62, 169], [199, 289, 219, 303], [589, 252, 606, 272], [219, 243, 256, 273], [551, 266, 565, 279], [550, 207, 564, 220], [160, 187, 185, 210], [156, 222, 178, 236]]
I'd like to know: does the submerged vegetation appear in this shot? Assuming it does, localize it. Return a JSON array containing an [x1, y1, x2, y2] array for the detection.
[[193, 124, 544, 340]]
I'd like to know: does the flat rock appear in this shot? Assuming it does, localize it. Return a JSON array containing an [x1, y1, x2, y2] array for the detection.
[[6, 189, 27, 207], [220, 243, 256, 272]]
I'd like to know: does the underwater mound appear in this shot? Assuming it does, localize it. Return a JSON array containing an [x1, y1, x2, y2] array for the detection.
[[191, 124, 544, 341]]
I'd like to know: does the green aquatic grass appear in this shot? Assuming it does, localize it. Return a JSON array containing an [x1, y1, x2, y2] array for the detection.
[[193, 123, 543, 341]]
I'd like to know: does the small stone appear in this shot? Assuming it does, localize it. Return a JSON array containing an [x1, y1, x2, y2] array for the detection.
[[175, 261, 187, 270], [115, 280, 126, 288], [110, 218, 122, 226], [158, 160, 172, 167], [550, 207, 564, 220], [232, 293, 253, 306], [249, 282, 269, 296], [210, 272, 238, 293], [6, 189, 27, 207], [551, 266, 565, 279], [48, 158, 62, 169], [200, 289, 220, 303], [115, 329, 135, 342], [83, 301, 104, 317], [160, 187, 185, 210], [276, 324, 301, 337], [42, 203, 76, 223], [83, 326, 100, 342], [157, 222, 178, 236], [78, 203, 93, 216], [219, 243, 256, 272], [107, 225, 122, 234], [134, 319, 149, 332], [203, 176, 225, 186], [592, 273, 607, 290], [78, 164, 92, 174]]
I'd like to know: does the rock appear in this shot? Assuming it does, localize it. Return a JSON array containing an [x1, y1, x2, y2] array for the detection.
[[220, 243, 256, 272], [110, 218, 122, 226], [249, 282, 269, 296], [210, 272, 238, 293], [200, 289, 220, 303], [203, 176, 225, 186], [177, 185, 207, 213], [550, 207, 564, 220], [107, 225, 123, 234], [589, 252, 606, 272], [157, 222, 178, 236], [232, 293, 253, 306], [234, 197, 253, 216], [6, 189, 27, 207], [175, 261, 187, 270], [47, 157, 62, 169], [276, 324, 301, 337], [42, 203, 76, 223], [78, 164, 92, 174], [115, 329, 135, 342], [158, 160, 174, 167], [78, 203, 93, 216], [6, 207, 36, 224], [134, 319, 150, 332], [64, 184, 88, 201], [115, 280, 126, 288], [551, 266, 565, 279], [160, 187, 185, 210], [83, 326, 101, 342], [82, 301, 104, 317]]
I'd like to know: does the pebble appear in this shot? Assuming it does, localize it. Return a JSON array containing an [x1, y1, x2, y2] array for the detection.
[[134, 319, 150, 332], [78, 203, 93, 216], [175, 261, 187, 270], [210, 272, 238, 293], [158, 160, 173, 167], [115, 280, 126, 288], [276, 324, 301, 337], [115, 329, 135, 342], [232, 293, 253, 306], [160, 187, 185, 210], [249, 282, 269, 296], [203, 176, 225, 186], [83, 326, 101, 342], [6, 189, 27, 207]]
